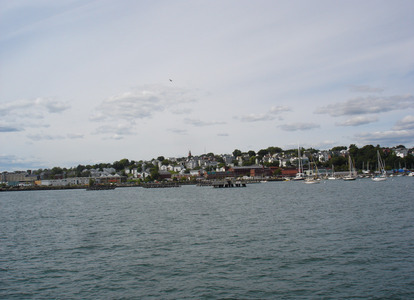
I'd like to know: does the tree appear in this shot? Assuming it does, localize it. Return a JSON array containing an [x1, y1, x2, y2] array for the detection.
[[273, 168, 282, 176], [149, 165, 160, 181], [267, 146, 283, 154], [348, 144, 358, 159], [331, 146, 347, 152], [113, 159, 130, 172], [233, 149, 242, 157], [243, 156, 256, 166], [248, 150, 256, 157], [257, 149, 269, 157]]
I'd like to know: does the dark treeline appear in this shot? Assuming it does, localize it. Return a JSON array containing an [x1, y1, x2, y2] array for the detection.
[[29, 144, 413, 179]]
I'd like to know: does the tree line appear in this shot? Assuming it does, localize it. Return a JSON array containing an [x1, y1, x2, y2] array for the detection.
[[30, 144, 413, 179]]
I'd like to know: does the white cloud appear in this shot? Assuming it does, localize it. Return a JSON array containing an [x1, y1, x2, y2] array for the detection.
[[238, 105, 291, 122], [0, 154, 43, 171], [279, 122, 320, 131], [184, 118, 226, 127], [90, 85, 196, 123], [35, 97, 70, 113], [336, 116, 378, 127], [355, 129, 414, 146], [269, 106, 291, 114], [167, 128, 188, 135], [0, 97, 70, 118], [0, 125, 23, 132], [239, 113, 276, 122], [67, 133, 84, 139], [93, 124, 135, 139], [315, 95, 414, 117], [393, 115, 414, 130], [27, 133, 65, 141]]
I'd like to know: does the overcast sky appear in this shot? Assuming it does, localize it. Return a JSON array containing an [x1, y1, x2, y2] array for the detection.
[[1, 0, 414, 171]]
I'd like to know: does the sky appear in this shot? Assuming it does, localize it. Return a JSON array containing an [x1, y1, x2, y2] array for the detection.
[[1, 0, 414, 171]]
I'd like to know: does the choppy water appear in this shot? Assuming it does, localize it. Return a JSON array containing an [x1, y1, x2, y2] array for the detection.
[[1, 177, 413, 299]]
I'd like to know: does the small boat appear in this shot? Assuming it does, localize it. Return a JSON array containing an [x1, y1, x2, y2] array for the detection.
[[328, 165, 336, 180], [372, 150, 387, 182], [293, 146, 305, 180], [304, 177, 320, 184], [304, 158, 320, 184], [343, 155, 357, 181]]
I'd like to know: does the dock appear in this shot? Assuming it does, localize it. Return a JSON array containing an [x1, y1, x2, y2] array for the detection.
[[212, 180, 247, 188], [142, 182, 181, 188]]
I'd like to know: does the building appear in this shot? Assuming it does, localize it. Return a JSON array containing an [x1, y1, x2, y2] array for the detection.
[[229, 165, 273, 178]]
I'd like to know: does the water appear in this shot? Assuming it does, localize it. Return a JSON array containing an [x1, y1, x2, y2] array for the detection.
[[1, 177, 413, 299]]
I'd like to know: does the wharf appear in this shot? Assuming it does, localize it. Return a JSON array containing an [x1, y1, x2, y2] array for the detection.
[[0, 185, 86, 192], [212, 180, 247, 188], [142, 182, 181, 188], [86, 184, 116, 191]]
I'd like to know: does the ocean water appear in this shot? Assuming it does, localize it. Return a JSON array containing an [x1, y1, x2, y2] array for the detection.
[[1, 177, 413, 299]]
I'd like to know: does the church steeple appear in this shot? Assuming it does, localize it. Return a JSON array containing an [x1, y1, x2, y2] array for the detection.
[[188, 150, 192, 158]]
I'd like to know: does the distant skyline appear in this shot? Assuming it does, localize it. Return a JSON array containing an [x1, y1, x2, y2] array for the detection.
[[1, 0, 414, 171]]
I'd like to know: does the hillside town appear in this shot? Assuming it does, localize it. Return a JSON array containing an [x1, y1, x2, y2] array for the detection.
[[1, 144, 414, 189]]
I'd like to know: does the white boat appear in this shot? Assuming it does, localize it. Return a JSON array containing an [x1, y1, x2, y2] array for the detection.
[[372, 150, 387, 182], [304, 156, 321, 184], [328, 165, 336, 180], [304, 177, 320, 184], [362, 161, 370, 175], [343, 155, 357, 181], [293, 146, 305, 180]]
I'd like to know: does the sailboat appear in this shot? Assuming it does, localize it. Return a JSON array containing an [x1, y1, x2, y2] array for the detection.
[[362, 161, 370, 175], [343, 155, 357, 181], [372, 150, 387, 181], [304, 160, 320, 184], [293, 146, 305, 180], [328, 164, 336, 180]]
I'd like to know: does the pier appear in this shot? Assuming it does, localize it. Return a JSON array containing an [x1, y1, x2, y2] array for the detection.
[[142, 182, 181, 188], [212, 180, 247, 188]]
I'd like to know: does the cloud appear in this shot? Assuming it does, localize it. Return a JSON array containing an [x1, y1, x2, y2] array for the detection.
[[0, 98, 70, 136], [26, 133, 84, 141], [0, 125, 23, 132], [217, 133, 229, 137], [93, 124, 135, 139], [0, 154, 43, 171], [393, 115, 414, 130], [238, 105, 291, 122], [67, 133, 84, 139], [269, 106, 291, 114], [349, 85, 384, 93], [27, 133, 65, 141], [170, 108, 193, 115], [239, 114, 276, 122], [167, 128, 188, 135], [355, 130, 414, 145], [184, 118, 226, 127], [335, 116, 378, 126], [315, 95, 414, 117], [0, 97, 70, 118], [91, 85, 196, 123], [279, 122, 320, 132], [35, 98, 71, 113]]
